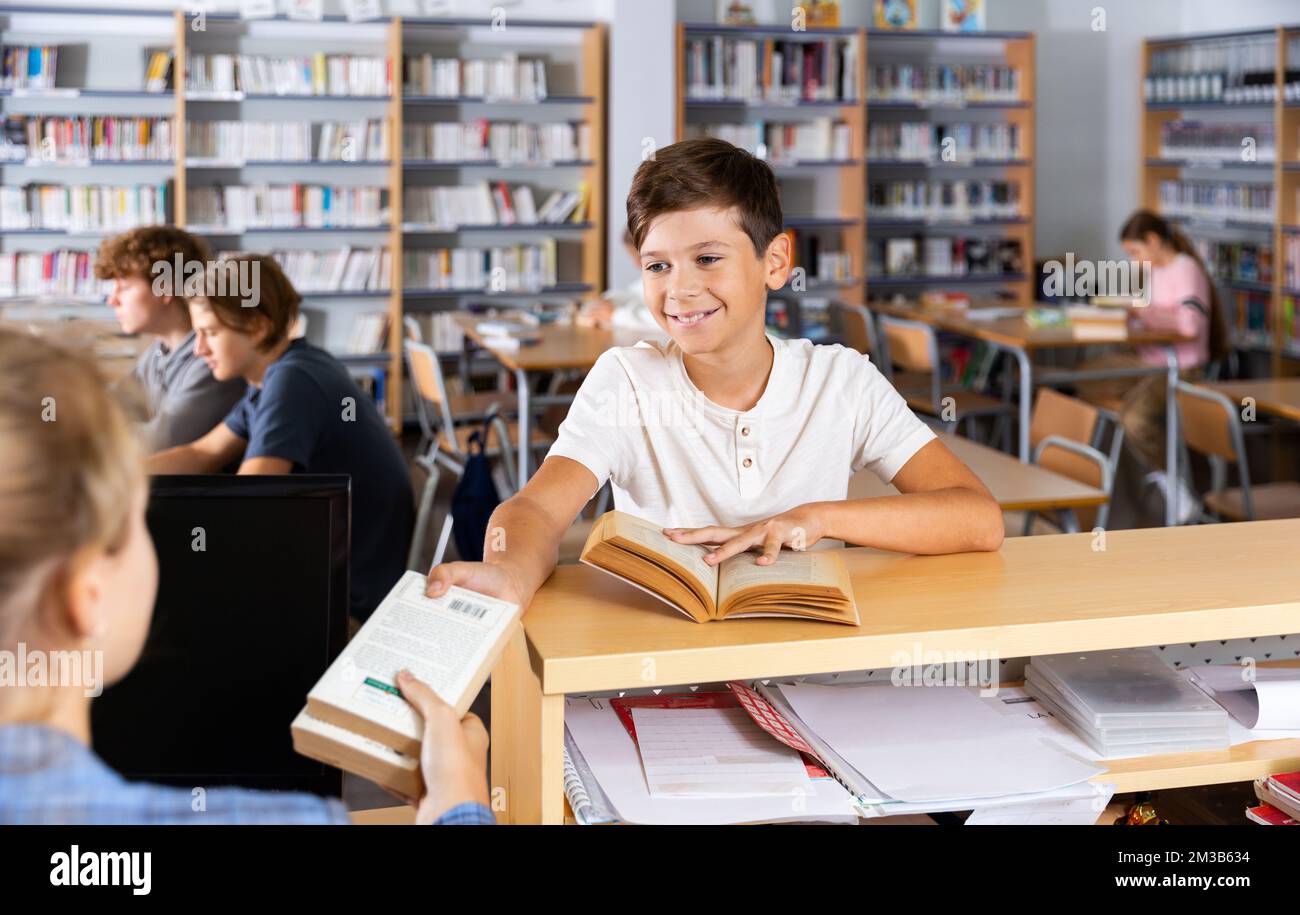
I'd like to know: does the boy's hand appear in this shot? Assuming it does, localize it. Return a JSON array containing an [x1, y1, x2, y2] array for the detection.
[[663, 505, 825, 566], [395, 669, 491, 824], [425, 561, 528, 609]]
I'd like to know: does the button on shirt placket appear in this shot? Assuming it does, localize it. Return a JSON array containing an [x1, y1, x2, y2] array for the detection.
[[736, 416, 758, 497]]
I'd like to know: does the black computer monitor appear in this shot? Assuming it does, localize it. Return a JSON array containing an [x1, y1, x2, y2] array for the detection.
[[92, 475, 351, 798]]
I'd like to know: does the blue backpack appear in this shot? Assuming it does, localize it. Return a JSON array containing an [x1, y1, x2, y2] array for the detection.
[[449, 418, 503, 561]]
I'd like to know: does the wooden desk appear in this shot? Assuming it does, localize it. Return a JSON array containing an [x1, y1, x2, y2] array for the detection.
[[868, 302, 1191, 525], [1206, 379, 1300, 424], [490, 519, 1300, 823], [351, 805, 416, 825], [453, 314, 666, 482], [850, 431, 1106, 526]]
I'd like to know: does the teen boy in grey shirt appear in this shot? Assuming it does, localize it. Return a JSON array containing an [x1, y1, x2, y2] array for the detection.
[[96, 227, 246, 451]]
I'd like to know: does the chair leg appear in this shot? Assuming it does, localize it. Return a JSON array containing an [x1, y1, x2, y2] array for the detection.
[[407, 459, 441, 571], [431, 514, 454, 569], [1021, 510, 1036, 537]]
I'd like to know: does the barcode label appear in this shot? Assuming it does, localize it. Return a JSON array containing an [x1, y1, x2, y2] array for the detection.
[[448, 597, 489, 620]]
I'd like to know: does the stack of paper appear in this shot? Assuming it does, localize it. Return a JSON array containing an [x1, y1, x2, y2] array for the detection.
[[561, 680, 1112, 825], [1024, 649, 1229, 758]]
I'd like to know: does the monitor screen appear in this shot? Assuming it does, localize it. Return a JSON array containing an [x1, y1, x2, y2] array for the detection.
[[92, 475, 350, 798]]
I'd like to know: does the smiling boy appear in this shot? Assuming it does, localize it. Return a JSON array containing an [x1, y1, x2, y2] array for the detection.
[[426, 137, 1002, 609]]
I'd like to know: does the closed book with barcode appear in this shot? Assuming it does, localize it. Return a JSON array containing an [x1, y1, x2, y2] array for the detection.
[[291, 570, 521, 794]]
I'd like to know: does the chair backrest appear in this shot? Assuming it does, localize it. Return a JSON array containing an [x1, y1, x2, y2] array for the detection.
[[1032, 435, 1112, 531], [403, 315, 423, 343], [835, 303, 876, 355], [1175, 382, 1240, 464], [404, 339, 456, 446], [1029, 388, 1099, 451], [879, 315, 935, 373]]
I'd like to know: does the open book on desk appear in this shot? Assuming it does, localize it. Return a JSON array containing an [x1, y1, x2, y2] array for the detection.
[[579, 510, 859, 625]]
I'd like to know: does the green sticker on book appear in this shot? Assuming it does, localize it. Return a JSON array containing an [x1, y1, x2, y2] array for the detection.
[[364, 677, 400, 696]]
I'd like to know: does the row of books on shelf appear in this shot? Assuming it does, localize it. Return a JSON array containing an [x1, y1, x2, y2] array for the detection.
[[0, 249, 105, 298], [868, 64, 1022, 104], [1158, 180, 1274, 224], [684, 36, 860, 103], [185, 53, 392, 98], [868, 179, 1021, 221], [1144, 36, 1285, 105], [402, 240, 558, 291], [144, 50, 174, 94], [187, 185, 388, 230], [343, 311, 390, 355], [867, 121, 1023, 162], [263, 247, 392, 293], [401, 53, 549, 101], [403, 182, 589, 229], [0, 45, 57, 91], [0, 116, 173, 165], [187, 120, 390, 164], [786, 228, 851, 285], [687, 119, 852, 163], [0, 183, 167, 231], [1285, 234, 1300, 290], [401, 121, 591, 164], [1194, 237, 1273, 286], [871, 236, 1024, 278], [1158, 121, 1275, 163]]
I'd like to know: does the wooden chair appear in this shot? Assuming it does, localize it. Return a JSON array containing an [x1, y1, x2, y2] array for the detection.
[[876, 313, 1013, 440], [404, 339, 553, 568], [835, 303, 931, 391], [1175, 381, 1300, 522], [1014, 388, 1116, 535]]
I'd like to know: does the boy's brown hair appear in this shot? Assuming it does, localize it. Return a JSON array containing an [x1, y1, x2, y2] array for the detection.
[[626, 137, 783, 257], [93, 226, 213, 306], [195, 253, 301, 352]]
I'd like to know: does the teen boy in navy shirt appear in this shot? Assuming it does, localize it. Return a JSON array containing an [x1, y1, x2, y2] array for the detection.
[[149, 255, 413, 620]]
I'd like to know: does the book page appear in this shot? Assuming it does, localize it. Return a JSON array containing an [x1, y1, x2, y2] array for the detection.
[[606, 511, 718, 601], [310, 571, 520, 739], [717, 549, 842, 604]]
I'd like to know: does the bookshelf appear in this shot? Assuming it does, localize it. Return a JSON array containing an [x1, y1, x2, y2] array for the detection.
[[677, 22, 865, 342], [675, 23, 1036, 340], [0, 5, 607, 430], [1141, 25, 1300, 372], [863, 28, 1036, 310]]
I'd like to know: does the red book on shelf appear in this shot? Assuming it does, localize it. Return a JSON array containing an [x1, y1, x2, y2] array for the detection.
[[1246, 804, 1298, 826]]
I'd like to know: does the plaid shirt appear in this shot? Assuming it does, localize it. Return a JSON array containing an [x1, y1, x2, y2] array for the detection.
[[0, 724, 494, 826]]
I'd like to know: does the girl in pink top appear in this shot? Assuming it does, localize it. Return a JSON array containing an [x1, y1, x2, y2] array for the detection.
[[1076, 211, 1227, 523], [1120, 210, 1225, 371]]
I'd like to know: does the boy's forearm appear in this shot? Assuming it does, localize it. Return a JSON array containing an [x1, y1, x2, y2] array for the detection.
[[817, 489, 1004, 555], [147, 444, 213, 475], [482, 493, 566, 601]]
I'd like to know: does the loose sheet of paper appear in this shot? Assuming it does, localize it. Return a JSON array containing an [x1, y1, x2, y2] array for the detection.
[[965, 783, 1116, 825], [563, 697, 858, 824], [778, 682, 1104, 804], [630, 707, 809, 797]]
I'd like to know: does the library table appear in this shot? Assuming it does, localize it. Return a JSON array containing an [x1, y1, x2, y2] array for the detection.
[[850, 431, 1107, 531], [867, 302, 1193, 525], [1206, 378, 1300, 424], [490, 519, 1300, 824]]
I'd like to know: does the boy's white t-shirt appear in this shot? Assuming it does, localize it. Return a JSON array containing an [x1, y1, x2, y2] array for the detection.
[[545, 333, 936, 532]]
